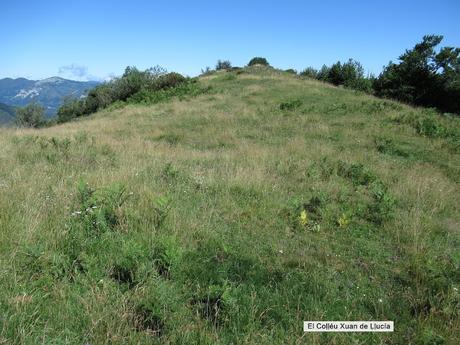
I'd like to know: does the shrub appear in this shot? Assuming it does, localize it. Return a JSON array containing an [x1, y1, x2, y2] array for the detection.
[[112, 66, 166, 101], [337, 162, 376, 186], [374, 137, 409, 157], [57, 66, 188, 123], [57, 97, 86, 123], [71, 180, 129, 236], [215, 60, 232, 70], [15, 103, 45, 128], [366, 182, 395, 224], [86, 84, 115, 112], [284, 69, 297, 74], [248, 57, 270, 66], [155, 72, 187, 89], [127, 81, 211, 105], [415, 117, 447, 137], [279, 99, 302, 111], [300, 67, 318, 79]]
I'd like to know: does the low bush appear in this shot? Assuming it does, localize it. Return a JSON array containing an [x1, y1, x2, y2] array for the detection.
[[127, 81, 211, 105], [70, 180, 129, 236], [300, 67, 318, 79], [279, 99, 302, 111], [374, 137, 409, 157], [248, 57, 270, 66], [391, 110, 460, 143], [57, 67, 189, 123], [284, 69, 297, 74], [337, 161, 376, 186], [216, 60, 232, 70]]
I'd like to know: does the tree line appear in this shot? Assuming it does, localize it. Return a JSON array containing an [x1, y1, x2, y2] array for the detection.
[[300, 35, 460, 114]]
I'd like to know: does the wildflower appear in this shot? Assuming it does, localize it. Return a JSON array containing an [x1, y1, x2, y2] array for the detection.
[[279, 250, 284, 254], [299, 210, 309, 226], [71, 211, 82, 216], [378, 298, 383, 303], [337, 213, 350, 228]]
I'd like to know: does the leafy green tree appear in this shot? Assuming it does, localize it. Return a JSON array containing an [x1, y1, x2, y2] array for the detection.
[[248, 57, 269, 66], [374, 35, 460, 113], [16, 103, 45, 128]]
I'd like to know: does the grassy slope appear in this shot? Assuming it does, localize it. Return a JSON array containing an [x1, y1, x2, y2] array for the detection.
[[0, 68, 459, 344]]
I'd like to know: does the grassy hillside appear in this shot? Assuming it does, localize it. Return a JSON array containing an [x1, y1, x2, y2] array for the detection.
[[0, 67, 459, 344]]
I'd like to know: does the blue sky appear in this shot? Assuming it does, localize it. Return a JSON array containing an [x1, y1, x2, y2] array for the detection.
[[1, 0, 459, 81]]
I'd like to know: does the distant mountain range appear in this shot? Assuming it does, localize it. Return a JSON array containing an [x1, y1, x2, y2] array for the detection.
[[0, 77, 99, 121]]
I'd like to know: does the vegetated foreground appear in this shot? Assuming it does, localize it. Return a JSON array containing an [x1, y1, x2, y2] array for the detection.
[[0, 67, 459, 344]]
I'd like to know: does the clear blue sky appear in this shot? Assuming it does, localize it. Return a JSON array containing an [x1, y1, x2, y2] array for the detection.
[[1, 0, 459, 81]]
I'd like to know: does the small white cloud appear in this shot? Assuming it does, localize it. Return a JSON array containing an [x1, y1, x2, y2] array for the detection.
[[58, 63, 104, 81], [58, 63, 88, 79]]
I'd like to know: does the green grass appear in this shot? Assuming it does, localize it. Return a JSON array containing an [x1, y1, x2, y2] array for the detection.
[[0, 67, 459, 344]]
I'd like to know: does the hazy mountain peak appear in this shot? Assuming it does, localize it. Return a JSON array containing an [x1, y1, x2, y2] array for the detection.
[[36, 76, 67, 85], [0, 76, 100, 119]]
